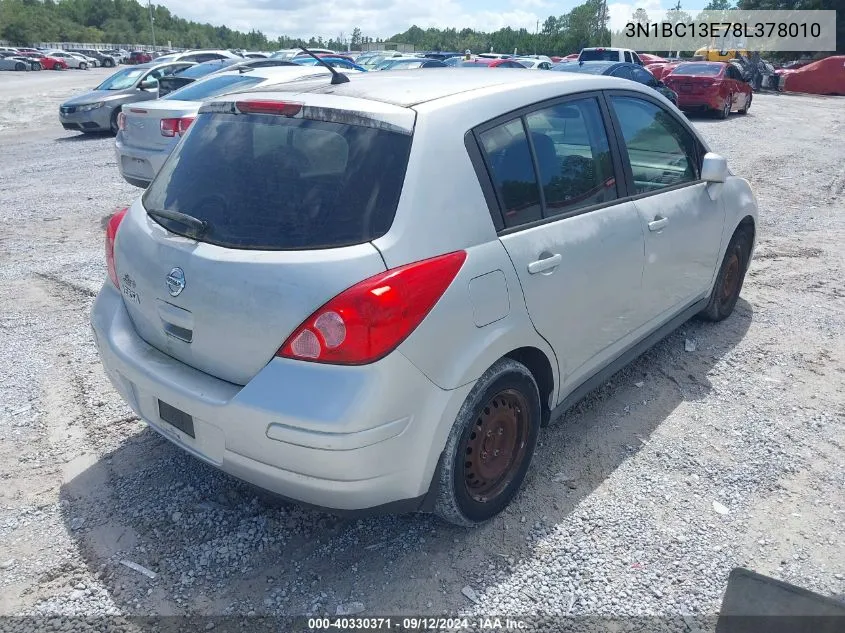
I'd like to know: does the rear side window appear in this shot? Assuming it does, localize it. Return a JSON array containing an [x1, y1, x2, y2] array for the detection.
[[479, 119, 542, 228], [610, 96, 699, 194], [142, 114, 412, 250], [524, 98, 617, 217]]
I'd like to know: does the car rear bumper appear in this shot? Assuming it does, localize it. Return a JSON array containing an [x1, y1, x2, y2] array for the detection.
[[59, 106, 113, 132], [675, 95, 722, 110], [114, 136, 173, 187], [90, 283, 470, 512]]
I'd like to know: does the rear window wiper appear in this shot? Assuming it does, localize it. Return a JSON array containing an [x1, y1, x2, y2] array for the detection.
[[147, 208, 209, 238]]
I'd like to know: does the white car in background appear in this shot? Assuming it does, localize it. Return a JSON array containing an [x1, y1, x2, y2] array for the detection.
[[516, 58, 554, 70], [70, 52, 99, 67], [153, 49, 241, 64], [46, 50, 90, 69], [115, 65, 357, 188]]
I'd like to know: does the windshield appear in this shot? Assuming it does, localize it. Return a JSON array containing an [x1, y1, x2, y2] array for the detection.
[[143, 113, 412, 250], [671, 63, 724, 76], [579, 49, 619, 62], [163, 74, 264, 101], [96, 68, 146, 90], [271, 51, 297, 60]]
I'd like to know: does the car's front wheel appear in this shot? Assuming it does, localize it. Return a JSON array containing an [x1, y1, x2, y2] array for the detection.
[[15, 62, 26, 72], [699, 227, 752, 322], [434, 358, 541, 526]]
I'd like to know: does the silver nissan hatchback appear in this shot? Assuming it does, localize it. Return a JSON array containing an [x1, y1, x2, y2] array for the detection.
[[91, 69, 758, 526]]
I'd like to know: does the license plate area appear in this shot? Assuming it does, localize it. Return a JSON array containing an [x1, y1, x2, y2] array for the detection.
[[158, 400, 195, 438]]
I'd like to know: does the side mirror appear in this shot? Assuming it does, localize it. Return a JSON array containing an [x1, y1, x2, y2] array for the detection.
[[701, 152, 728, 183], [139, 79, 158, 90]]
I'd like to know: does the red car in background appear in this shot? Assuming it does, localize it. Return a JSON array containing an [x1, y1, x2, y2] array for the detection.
[[458, 57, 528, 68], [128, 51, 153, 64], [645, 61, 681, 80], [638, 53, 668, 65], [778, 56, 845, 96], [662, 61, 752, 118], [27, 52, 68, 70]]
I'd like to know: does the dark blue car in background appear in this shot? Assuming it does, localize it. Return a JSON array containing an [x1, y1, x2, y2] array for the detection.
[[552, 61, 678, 105]]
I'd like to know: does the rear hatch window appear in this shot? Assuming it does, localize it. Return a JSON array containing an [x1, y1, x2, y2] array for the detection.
[[579, 49, 619, 62], [142, 112, 412, 250]]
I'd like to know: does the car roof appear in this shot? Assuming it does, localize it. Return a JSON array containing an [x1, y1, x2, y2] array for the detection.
[[245, 68, 635, 108]]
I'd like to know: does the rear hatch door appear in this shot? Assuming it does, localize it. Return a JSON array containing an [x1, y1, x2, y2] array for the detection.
[[113, 95, 415, 385]]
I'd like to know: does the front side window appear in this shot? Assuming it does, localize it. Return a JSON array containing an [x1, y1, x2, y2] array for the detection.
[[524, 98, 617, 217], [610, 95, 699, 194], [479, 119, 542, 227]]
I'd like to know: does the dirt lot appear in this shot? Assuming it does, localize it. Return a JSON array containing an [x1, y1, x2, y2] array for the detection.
[[0, 69, 843, 628]]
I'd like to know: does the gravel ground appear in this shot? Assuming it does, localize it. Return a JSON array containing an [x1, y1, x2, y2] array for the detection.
[[0, 71, 843, 630]]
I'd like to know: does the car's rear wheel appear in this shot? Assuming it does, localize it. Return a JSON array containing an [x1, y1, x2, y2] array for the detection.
[[33, 62, 42, 71], [105, 59, 114, 67], [718, 95, 731, 119], [79, 62, 87, 70], [433, 358, 541, 526], [739, 93, 752, 114], [699, 227, 752, 322]]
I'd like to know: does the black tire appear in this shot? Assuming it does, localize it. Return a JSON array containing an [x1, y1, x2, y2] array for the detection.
[[699, 228, 752, 322], [15, 62, 26, 72], [105, 58, 114, 67], [717, 95, 731, 119], [109, 109, 120, 136], [79, 62, 88, 70], [433, 358, 541, 526], [739, 93, 752, 114]]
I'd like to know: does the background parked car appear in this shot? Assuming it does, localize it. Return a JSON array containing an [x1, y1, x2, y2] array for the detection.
[[22, 51, 67, 70], [372, 57, 444, 70], [459, 58, 527, 68], [578, 47, 645, 65], [516, 58, 553, 70], [777, 55, 845, 96], [646, 61, 681, 81], [69, 48, 118, 67], [156, 59, 242, 96], [153, 49, 240, 64], [0, 52, 43, 71], [662, 62, 752, 117], [59, 61, 195, 134], [115, 66, 353, 188], [0, 53, 31, 71], [552, 60, 678, 105], [46, 50, 89, 69], [128, 51, 153, 64], [69, 52, 98, 67]]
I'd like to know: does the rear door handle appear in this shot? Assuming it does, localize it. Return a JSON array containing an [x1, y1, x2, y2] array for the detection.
[[527, 253, 562, 274], [648, 216, 669, 232]]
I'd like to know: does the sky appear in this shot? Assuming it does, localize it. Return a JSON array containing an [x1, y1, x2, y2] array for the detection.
[[156, 0, 711, 43]]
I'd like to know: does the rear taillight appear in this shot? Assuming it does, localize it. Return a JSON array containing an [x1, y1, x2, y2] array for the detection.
[[117, 112, 126, 131], [235, 100, 302, 116], [278, 251, 467, 365], [106, 208, 128, 289], [160, 117, 195, 137]]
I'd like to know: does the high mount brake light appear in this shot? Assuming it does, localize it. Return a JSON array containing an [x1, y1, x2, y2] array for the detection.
[[160, 117, 195, 137], [278, 251, 467, 365], [235, 100, 303, 116], [106, 208, 128, 289]]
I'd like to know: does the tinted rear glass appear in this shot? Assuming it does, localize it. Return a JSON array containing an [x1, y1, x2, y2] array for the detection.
[[579, 49, 620, 61], [553, 62, 612, 74], [142, 113, 412, 250], [176, 60, 238, 79], [672, 63, 724, 76]]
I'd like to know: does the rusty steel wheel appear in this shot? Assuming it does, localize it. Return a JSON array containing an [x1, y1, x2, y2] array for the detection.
[[434, 358, 541, 526], [721, 252, 740, 303], [700, 228, 751, 322], [462, 389, 530, 503]]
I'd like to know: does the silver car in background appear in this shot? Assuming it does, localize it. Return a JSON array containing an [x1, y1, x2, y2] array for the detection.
[[92, 70, 757, 525], [59, 61, 195, 134], [115, 65, 349, 187]]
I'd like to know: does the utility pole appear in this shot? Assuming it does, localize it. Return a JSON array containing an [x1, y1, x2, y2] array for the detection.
[[148, 1, 156, 49], [535, 19, 539, 55]]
